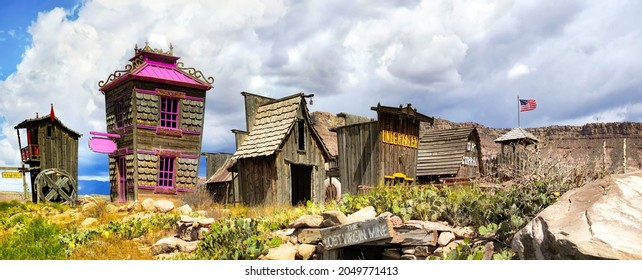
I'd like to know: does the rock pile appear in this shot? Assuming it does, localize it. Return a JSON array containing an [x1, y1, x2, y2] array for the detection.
[[260, 206, 480, 260], [151, 215, 216, 257]]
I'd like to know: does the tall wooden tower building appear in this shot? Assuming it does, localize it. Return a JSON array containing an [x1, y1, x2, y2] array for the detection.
[[95, 44, 214, 202]]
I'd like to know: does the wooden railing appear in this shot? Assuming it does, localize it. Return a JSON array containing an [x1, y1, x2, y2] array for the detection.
[[20, 144, 40, 161]]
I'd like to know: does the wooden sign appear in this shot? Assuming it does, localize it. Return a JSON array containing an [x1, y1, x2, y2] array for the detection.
[[89, 137, 118, 154], [2, 172, 23, 179], [320, 216, 394, 250], [381, 130, 418, 149]]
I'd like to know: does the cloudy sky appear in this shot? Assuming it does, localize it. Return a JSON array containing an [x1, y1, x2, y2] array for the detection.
[[1, 0, 642, 192]]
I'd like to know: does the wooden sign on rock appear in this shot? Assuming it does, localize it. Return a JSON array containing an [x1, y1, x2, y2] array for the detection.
[[320, 216, 394, 250]]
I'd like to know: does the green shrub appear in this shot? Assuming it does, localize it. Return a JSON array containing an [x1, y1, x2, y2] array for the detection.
[[0, 217, 67, 260], [105, 213, 179, 239], [195, 218, 268, 260]]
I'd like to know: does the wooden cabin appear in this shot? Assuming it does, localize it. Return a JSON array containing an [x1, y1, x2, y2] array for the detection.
[[416, 127, 483, 184], [95, 43, 213, 202], [14, 105, 81, 202], [336, 103, 434, 194], [230, 92, 333, 205]]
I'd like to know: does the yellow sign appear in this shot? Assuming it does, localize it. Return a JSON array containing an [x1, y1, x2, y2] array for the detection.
[[2, 172, 23, 179], [381, 130, 418, 149]]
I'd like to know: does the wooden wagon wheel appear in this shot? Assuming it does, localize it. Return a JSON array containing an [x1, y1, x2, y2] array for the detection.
[[35, 168, 78, 206]]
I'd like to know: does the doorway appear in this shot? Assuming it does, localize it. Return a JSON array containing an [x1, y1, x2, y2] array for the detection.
[[291, 164, 312, 206], [117, 156, 127, 203]]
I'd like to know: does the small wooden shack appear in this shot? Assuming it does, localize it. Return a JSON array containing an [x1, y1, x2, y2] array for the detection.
[[204, 154, 236, 204], [95, 43, 213, 202], [416, 127, 483, 183], [14, 105, 81, 202], [492, 127, 540, 178], [336, 103, 434, 194], [230, 92, 332, 205]]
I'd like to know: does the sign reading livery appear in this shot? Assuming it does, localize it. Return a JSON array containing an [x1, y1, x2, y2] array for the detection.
[[381, 130, 419, 149]]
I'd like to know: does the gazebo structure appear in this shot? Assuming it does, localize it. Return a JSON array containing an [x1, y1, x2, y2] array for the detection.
[[493, 127, 540, 178]]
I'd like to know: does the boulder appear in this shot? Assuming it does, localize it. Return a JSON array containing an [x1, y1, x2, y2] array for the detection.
[[405, 220, 453, 232], [452, 226, 476, 239], [177, 204, 193, 215], [151, 237, 199, 254], [81, 217, 98, 227], [346, 206, 376, 223], [288, 214, 324, 228], [260, 243, 297, 260], [105, 204, 119, 213], [400, 254, 417, 260], [81, 202, 98, 214], [414, 246, 432, 257], [197, 218, 216, 227], [154, 200, 175, 213], [296, 228, 322, 244], [512, 173, 642, 260], [126, 200, 140, 211], [297, 244, 317, 260], [151, 237, 181, 255], [321, 211, 348, 227], [438, 232, 455, 246], [377, 212, 404, 227], [141, 198, 156, 212]]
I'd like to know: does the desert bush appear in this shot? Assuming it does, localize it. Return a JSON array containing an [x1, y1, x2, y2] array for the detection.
[[180, 188, 217, 211], [0, 217, 67, 260], [104, 213, 179, 240], [195, 218, 268, 260]]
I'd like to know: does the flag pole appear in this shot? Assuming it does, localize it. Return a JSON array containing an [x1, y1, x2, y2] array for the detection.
[[517, 95, 520, 128]]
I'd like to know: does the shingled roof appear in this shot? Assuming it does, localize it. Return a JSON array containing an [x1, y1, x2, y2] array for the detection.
[[417, 127, 479, 176], [14, 114, 82, 138], [494, 127, 539, 144], [232, 93, 331, 160], [206, 157, 237, 184]]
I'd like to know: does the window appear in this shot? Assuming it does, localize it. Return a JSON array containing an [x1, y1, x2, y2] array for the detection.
[[158, 156, 175, 188], [115, 99, 124, 128], [160, 97, 179, 129], [297, 119, 305, 150], [46, 125, 53, 139]]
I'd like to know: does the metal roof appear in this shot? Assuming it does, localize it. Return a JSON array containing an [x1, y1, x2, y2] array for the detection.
[[417, 127, 478, 176], [494, 127, 539, 144]]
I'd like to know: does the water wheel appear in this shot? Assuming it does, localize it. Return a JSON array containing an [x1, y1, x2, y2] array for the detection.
[[34, 168, 78, 206]]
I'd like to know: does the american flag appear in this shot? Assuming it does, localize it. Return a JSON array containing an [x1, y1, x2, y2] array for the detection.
[[520, 99, 537, 112]]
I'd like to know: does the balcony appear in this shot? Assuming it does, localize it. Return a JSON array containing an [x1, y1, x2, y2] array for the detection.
[[20, 144, 40, 162]]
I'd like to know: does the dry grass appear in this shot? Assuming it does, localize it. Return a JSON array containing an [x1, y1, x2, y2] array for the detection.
[[68, 236, 155, 260]]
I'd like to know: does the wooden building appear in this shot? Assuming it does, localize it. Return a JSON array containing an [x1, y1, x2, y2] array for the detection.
[[204, 153, 236, 204], [336, 103, 434, 194], [492, 127, 540, 178], [95, 43, 213, 202], [14, 105, 81, 202], [416, 127, 483, 183], [230, 92, 332, 205]]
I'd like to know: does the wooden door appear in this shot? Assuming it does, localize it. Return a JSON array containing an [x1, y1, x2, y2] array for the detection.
[[117, 156, 127, 203]]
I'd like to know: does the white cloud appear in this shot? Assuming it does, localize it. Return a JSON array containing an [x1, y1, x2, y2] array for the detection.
[[1, 0, 642, 189], [507, 63, 535, 79]]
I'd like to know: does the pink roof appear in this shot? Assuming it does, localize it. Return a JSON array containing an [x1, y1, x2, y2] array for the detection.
[[133, 62, 201, 86]]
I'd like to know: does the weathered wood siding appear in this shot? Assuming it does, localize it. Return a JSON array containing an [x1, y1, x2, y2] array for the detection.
[[337, 121, 381, 194], [102, 77, 208, 202], [36, 122, 79, 181], [377, 113, 420, 179], [237, 156, 277, 205], [277, 113, 327, 205]]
